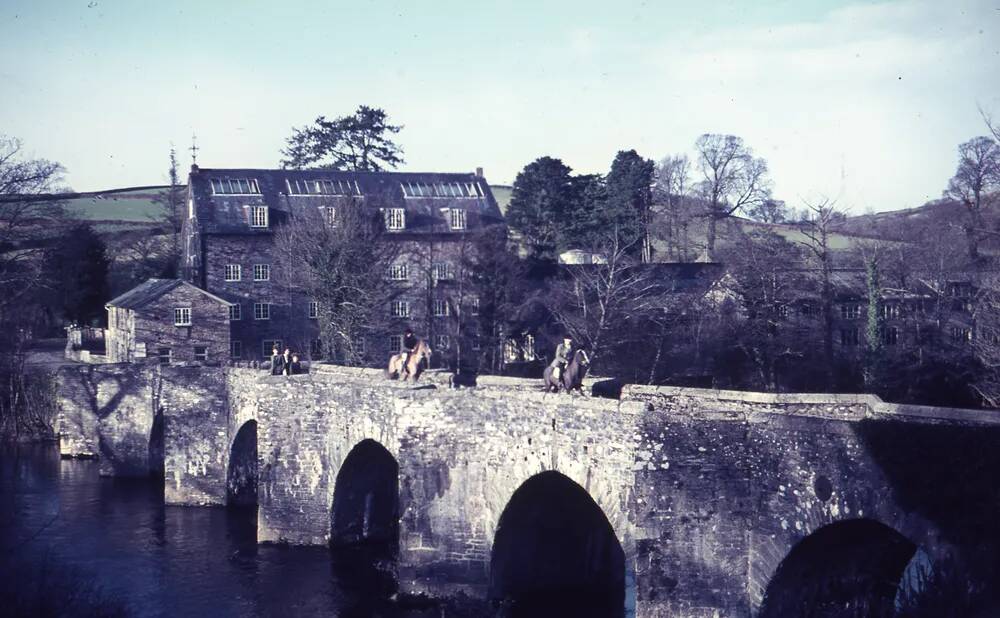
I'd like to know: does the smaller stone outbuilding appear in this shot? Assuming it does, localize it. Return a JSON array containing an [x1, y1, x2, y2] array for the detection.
[[105, 278, 232, 365]]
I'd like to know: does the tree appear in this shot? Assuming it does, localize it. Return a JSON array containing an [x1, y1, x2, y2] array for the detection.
[[944, 136, 1000, 261], [272, 197, 400, 365], [42, 223, 109, 325], [797, 198, 845, 382], [653, 154, 697, 261], [282, 105, 404, 171], [604, 150, 655, 262], [506, 157, 577, 261], [151, 146, 184, 277], [693, 134, 772, 256], [746, 199, 788, 224]]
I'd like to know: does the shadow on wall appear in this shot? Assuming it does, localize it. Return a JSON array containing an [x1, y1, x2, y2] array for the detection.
[[330, 439, 400, 551], [489, 470, 625, 618], [853, 418, 1000, 602], [227, 420, 258, 508]]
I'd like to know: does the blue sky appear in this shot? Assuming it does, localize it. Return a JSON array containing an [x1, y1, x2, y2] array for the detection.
[[1, 0, 998, 213]]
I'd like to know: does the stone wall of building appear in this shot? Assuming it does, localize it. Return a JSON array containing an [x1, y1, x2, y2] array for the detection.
[[124, 284, 231, 365]]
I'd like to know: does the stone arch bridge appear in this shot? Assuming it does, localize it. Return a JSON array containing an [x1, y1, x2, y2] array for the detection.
[[55, 364, 1000, 617]]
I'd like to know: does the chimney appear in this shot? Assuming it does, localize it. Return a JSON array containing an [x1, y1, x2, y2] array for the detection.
[[475, 167, 484, 178], [190, 163, 200, 174]]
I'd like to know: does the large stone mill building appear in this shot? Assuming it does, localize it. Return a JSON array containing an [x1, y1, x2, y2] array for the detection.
[[181, 166, 504, 363]]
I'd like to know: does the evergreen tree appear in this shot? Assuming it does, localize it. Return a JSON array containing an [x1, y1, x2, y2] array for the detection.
[[44, 223, 109, 325], [506, 157, 576, 261], [604, 150, 655, 261], [282, 105, 404, 171]]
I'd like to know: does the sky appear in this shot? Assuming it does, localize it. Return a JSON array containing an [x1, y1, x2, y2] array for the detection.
[[1, 0, 998, 213]]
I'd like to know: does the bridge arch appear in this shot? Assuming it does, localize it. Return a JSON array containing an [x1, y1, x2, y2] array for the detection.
[[489, 470, 626, 617], [226, 420, 258, 507], [759, 518, 918, 617], [330, 439, 400, 550]]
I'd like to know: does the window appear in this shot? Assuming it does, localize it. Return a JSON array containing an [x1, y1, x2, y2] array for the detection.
[[174, 307, 192, 326], [262, 339, 282, 358], [229, 304, 242, 321], [449, 208, 467, 230], [469, 296, 480, 316], [254, 303, 271, 320], [432, 262, 455, 281], [210, 177, 260, 195], [435, 334, 450, 350], [391, 300, 410, 318], [224, 264, 241, 281], [465, 182, 482, 198], [400, 181, 481, 199], [286, 178, 360, 196], [322, 206, 337, 226], [194, 346, 208, 362], [433, 298, 450, 317], [385, 208, 406, 230], [839, 328, 859, 346], [882, 304, 901, 320], [388, 263, 409, 281], [840, 304, 861, 320], [253, 264, 270, 281], [523, 334, 536, 361], [230, 341, 242, 359], [250, 206, 269, 228], [503, 338, 519, 362], [389, 335, 403, 352], [799, 303, 815, 316], [883, 326, 899, 345], [776, 305, 789, 319], [157, 347, 171, 366], [310, 339, 323, 359], [950, 326, 972, 344], [308, 301, 319, 319]]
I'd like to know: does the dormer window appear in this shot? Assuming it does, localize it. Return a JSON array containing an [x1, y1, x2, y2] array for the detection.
[[400, 181, 482, 199], [250, 206, 269, 228], [211, 178, 260, 195], [449, 208, 467, 230], [286, 178, 361, 196], [385, 208, 406, 230]]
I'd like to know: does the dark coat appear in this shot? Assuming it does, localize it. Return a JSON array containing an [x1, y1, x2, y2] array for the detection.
[[270, 354, 284, 375]]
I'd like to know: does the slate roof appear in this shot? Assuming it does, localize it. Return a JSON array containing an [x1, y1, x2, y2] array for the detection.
[[188, 167, 505, 236], [106, 278, 233, 310]]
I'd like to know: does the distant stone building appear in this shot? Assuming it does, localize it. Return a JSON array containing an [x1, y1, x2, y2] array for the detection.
[[181, 166, 505, 363], [105, 278, 232, 365]]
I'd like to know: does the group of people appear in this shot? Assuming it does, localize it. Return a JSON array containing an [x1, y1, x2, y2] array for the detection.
[[269, 346, 304, 375]]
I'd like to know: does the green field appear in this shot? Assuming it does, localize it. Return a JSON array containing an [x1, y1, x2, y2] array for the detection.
[[62, 186, 167, 222]]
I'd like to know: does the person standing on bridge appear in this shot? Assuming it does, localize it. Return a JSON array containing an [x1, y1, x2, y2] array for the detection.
[[269, 345, 284, 375]]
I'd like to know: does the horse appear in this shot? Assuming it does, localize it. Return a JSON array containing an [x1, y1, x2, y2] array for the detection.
[[386, 339, 433, 382], [542, 349, 591, 394]]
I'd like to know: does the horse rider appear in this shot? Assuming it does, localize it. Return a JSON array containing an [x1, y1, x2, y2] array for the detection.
[[550, 336, 573, 384], [401, 327, 420, 377]]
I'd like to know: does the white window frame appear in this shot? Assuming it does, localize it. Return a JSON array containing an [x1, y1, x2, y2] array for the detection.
[[432, 262, 455, 281], [385, 208, 406, 230], [309, 301, 319, 319], [158, 347, 172, 366], [388, 263, 409, 281], [250, 206, 269, 228], [435, 334, 450, 350], [193, 346, 208, 362], [174, 307, 192, 326], [229, 304, 241, 321], [449, 208, 467, 230], [391, 300, 410, 318], [389, 335, 403, 353], [224, 264, 241, 282], [322, 206, 337, 226], [254, 303, 271, 321], [433, 298, 450, 317], [469, 296, 480, 316], [253, 263, 270, 281], [211, 178, 261, 195], [230, 341, 242, 359]]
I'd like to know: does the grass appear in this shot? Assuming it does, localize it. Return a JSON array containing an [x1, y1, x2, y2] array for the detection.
[[61, 187, 167, 223]]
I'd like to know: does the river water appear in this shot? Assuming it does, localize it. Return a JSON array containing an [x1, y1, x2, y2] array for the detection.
[[0, 445, 486, 618]]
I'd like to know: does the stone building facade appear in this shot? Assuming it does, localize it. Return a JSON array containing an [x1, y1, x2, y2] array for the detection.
[[105, 278, 232, 365], [181, 166, 504, 363]]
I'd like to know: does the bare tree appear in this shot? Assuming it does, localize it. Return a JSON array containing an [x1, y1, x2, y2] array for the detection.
[[797, 198, 845, 379], [693, 134, 772, 256], [945, 136, 1000, 261], [548, 229, 665, 374], [653, 154, 697, 261], [272, 197, 400, 365]]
